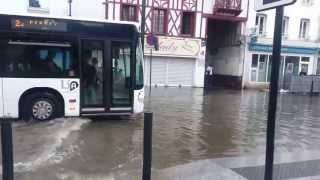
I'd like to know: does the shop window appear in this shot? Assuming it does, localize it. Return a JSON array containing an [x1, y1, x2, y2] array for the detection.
[[251, 54, 259, 81], [251, 54, 285, 83], [301, 57, 310, 62], [181, 12, 195, 36], [285, 56, 300, 75], [317, 58, 320, 75], [279, 56, 285, 79], [153, 8, 167, 34], [267, 55, 272, 82], [121, 4, 137, 22], [258, 55, 268, 82], [301, 64, 309, 74], [252, 54, 258, 68]]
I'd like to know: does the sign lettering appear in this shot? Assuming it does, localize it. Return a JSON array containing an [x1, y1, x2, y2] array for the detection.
[[145, 36, 201, 58], [12, 18, 67, 32]]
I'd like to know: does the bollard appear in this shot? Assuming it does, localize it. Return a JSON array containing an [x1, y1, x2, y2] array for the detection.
[[143, 112, 153, 180], [1, 119, 14, 180]]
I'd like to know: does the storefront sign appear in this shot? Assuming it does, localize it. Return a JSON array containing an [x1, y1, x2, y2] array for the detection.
[[145, 36, 201, 58], [249, 43, 318, 55]]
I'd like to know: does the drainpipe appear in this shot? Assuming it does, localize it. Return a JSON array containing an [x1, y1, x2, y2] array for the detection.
[[141, 0, 146, 52], [68, 0, 72, 16]]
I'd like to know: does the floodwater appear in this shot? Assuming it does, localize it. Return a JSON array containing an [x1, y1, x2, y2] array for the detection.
[[3, 87, 320, 179]]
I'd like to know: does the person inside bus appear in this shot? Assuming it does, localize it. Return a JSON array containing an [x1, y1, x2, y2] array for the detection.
[[44, 51, 61, 75], [83, 57, 100, 104]]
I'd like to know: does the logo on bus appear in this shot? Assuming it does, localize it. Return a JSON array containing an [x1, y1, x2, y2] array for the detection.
[[70, 81, 79, 91], [62, 80, 79, 91]]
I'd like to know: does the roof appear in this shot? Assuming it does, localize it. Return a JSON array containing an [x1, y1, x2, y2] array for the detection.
[[0, 12, 141, 31]]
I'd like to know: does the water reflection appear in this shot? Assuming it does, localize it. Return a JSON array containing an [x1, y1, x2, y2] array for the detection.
[[6, 87, 320, 179]]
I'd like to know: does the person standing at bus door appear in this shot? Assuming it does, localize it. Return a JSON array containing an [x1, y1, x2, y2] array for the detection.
[[85, 58, 99, 104], [205, 65, 214, 88]]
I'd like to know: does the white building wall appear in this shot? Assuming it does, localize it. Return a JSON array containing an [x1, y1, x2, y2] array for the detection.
[[195, 12, 202, 38], [246, 0, 320, 42], [72, 0, 105, 19], [244, 0, 320, 89], [203, 0, 214, 14], [0, 0, 106, 19], [0, 0, 71, 17]]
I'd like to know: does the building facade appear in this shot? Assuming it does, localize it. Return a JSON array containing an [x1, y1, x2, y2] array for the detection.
[[243, 0, 320, 89], [0, 0, 249, 88]]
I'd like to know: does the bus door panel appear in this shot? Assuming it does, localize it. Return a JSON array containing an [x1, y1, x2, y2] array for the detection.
[[0, 78, 3, 117], [80, 40, 106, 111], [0, 39, 5, 117], [110, 42, 132, 110]]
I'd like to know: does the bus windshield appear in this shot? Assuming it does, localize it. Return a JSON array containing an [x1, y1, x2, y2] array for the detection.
[[135, 38, 144, 89]]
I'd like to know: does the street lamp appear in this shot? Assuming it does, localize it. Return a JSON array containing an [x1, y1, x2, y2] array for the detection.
[[68, 0, 72, 16]]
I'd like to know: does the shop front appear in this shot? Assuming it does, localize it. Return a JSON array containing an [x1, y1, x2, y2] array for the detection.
[[244, 42, 319, 89], [144, 36, 205, 87]]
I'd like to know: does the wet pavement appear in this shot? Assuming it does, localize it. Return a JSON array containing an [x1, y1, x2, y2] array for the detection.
[[2, 87, 320, 179]]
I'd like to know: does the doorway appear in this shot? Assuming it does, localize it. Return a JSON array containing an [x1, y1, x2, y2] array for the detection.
[[81, 40, 105, 111], [80, 40, 133, 113]]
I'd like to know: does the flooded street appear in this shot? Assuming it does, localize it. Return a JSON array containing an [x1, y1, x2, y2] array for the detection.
[[4, 87, 320, 179]]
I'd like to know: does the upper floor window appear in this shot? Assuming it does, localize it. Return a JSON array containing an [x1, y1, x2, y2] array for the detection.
[[121, 4, 137, 22], [302, 0, 314, 6], [29, 0, 41, 8], [255, 14, 267, 36], [299, 19, 310, 39], [153, 8, 167, 34], [28, 0, 49, 13], [282, 16, 289, 38], [181, 12, 195, 36]]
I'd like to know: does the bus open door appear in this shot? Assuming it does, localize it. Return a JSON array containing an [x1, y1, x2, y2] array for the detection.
[[0, 78, 3, 118]]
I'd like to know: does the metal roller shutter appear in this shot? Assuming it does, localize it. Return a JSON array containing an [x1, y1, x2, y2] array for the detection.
[[144, 57, 195, 87], [167, 59, 194, 86], [145, 57, 167, 86]]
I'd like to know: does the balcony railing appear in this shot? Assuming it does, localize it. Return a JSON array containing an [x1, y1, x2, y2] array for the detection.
[[214, 0, 242, 16]]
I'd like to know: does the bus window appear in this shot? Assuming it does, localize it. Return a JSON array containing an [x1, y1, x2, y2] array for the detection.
[[3, 42, 77, 78], [112, 42, 131, 106], [135, 39, 144, 89]]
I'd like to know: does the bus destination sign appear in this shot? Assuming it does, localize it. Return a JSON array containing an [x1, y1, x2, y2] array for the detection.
[[11, 18, 68, 32]]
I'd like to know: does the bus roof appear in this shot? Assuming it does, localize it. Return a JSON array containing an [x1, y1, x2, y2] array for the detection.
[[0, 12, 141, 32]]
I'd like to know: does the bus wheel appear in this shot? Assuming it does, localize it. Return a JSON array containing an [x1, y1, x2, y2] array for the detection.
[[23, 93, 62, 121]]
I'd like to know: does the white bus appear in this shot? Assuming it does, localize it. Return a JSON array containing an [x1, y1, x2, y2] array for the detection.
[[0, 14, 144, 121]]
